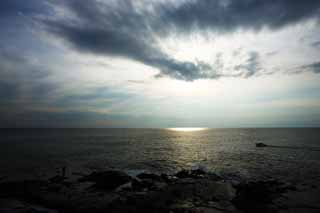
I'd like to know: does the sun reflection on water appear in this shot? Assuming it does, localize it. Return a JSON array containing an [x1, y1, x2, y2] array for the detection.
[[167, 127, 208, 132]]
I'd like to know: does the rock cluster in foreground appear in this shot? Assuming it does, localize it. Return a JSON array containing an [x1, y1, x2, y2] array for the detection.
[[0, 169, 319, 213]]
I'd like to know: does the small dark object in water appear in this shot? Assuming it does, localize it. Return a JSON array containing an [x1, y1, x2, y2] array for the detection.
[[256, 143, 268, 147]]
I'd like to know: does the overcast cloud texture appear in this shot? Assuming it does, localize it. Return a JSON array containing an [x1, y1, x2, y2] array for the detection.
[[1, 0, 320, 127]]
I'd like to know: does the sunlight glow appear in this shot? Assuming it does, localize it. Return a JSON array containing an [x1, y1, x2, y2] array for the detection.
[[167, 127, 208, 132]]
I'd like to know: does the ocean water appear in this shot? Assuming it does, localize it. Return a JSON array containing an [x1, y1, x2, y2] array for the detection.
[[0, 128, 320, 185]]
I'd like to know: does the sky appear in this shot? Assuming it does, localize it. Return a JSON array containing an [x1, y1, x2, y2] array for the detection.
[[0, 0, 320, 128]]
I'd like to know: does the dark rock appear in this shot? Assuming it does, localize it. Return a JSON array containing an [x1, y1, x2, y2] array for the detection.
[[137, 173, 162, 181], [0, 176, 6, 182], [1, 169, 308, 213], [175, 170, 191, 179], [131, 177, 167, 192], [0, 199, 59, 213], [78, 170, 133, 191], [256, 142, 268, 147], [232, 180, 288, 213], [175, 169, 207, 179], [49, 175, 67, 184], [115, 182, 132, 192], [0, 180, 48, 197], [131, 178, 147, 191]]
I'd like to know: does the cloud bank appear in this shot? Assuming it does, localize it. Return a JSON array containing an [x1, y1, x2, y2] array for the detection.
[[40, 0, 320, 81]]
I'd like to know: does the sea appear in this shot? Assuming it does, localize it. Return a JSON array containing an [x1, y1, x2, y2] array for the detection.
[[1, 128, 320, 186]]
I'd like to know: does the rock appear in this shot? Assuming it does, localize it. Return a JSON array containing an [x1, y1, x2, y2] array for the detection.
[[190, 207, 225, 213], [232, 180, 288, 213], [78, 170, 133, 191], [151, 181, 167, 191], [115, 182, 132, 192], [256, 142, 268, 147], [170, 201, 195, 211], [0, 199, 59, 213], [189, 180, 236, 202], [0, 180, 48, 198], [1, 168, 309, 213], [175, 169, 207, 179], [132, 178, 153, 191], [160, 174, 178, 183], [211, 181, 236, 201], [177, 178, 196, 184], [131, 177, 167, 192], [49, 175, 67, 184], [137, 173, 162, 181]]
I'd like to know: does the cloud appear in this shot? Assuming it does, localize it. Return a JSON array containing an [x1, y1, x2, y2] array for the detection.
[[266, 51, 279, 56], [54, 86, 131, 109], [41, 1, 216, 81], [234, 51, 262, 78], [38, 0, 320, 81], [288, 61, 320, 75], [311, 41, 320, 48], [0, 49, 56, 110], [128, 80, 146, 84], [0, 0, 48, 18], [301, 62, 320, 74], [158, 0, 320, 33]]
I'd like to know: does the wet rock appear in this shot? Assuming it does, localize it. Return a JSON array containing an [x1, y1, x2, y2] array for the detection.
[[0, 199, 58, 213], [137, 173, 162, 181], [232, 180, 289, 213], [132, 178, 152, 191], [169, 201, 195, 212], [0, 169, 312, 213], [115, 182, 132, 192], [131, 177, 167, 192], [78, 170, 133, 191], [175, 169, 207, 179], [151, 181, 167, 191], [190, 207, 225, 213], [160, 174, 178, 183], [177, 178, 196, 185]]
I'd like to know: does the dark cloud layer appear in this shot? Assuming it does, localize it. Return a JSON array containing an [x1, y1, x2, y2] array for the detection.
[[311, 41, 320, 48], [39, 0, 320, 81], [159, 0, 320, 33], [302, 62, 320, 74], [0, 49, 55, 110], [0, 0, 48, 17]]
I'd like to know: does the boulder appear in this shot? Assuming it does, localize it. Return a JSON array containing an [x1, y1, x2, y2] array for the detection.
[[78, 170, 133, 191], [175, 169, 207, 179], [232, 180, 287, 212], [137, 173, 162, 181], [0, 199, 58, 213]]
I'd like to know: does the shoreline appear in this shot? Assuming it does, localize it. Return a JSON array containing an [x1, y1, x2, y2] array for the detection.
[[1, 168, 319, 213]]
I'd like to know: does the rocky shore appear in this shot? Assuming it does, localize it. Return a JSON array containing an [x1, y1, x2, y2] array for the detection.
[[0, 168, 319, 213]]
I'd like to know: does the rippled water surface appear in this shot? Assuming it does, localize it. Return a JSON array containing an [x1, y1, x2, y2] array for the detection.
[[1, 128, 320, 184]]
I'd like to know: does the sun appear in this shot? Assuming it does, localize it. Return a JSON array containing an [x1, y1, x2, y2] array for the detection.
[[167, 127, 207, 132]]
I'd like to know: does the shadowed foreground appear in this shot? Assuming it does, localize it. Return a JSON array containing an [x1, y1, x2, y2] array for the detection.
[[0, 169, 319, 213]]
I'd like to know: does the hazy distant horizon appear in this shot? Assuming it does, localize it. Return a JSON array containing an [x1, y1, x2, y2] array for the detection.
[[1, 126, 320, 129]]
